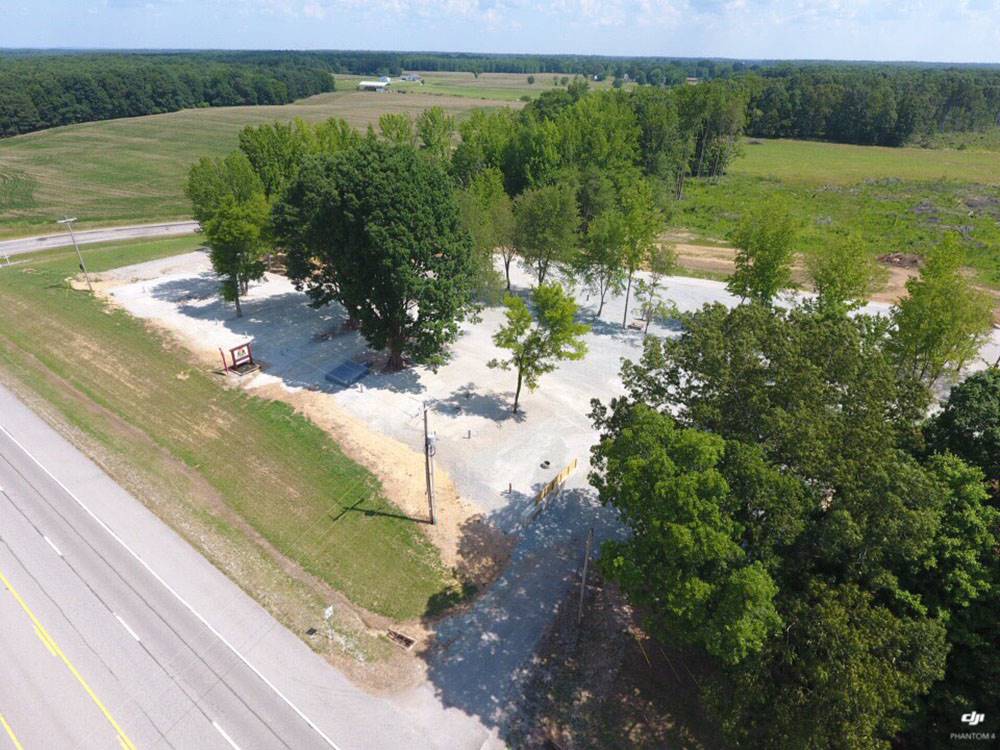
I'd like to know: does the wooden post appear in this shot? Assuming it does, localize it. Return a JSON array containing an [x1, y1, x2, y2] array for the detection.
[[578, 527, 594, 624], [424, 405, 436, 525]]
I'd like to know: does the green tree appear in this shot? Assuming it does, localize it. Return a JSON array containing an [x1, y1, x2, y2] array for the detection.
[[925, 368, 1000, 485], [806, 234, 886, 313], [712, 582, 947, 750], [527, 75, 535, 85], [514, 182, 580, 285], [590, 403, 782, 664], [378, 112, 416, 147], [633, 243, 677, 332], [203, 194, 268, 318], [274, 141, 475, 370], [450, 108, 519, 186], [601, 298, 999, 747], [620, 178, 663, 328], [889, 237, 994, 385], [573, 209, 628, 317], [726, 202, 798, 305], [488, 283, 589, 413], [186, 151, 269, 316], [456, 167, 515, 298], [415, 106, 455, 162], [185, 151, 262, 225]]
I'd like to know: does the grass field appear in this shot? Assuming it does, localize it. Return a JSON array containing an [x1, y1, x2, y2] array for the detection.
[[733, 137, 1000, 185], [678, 138, 1000, 286], [337, 70, 631, 102], [0, 237, 451, 621], [0, 87, 515, 238]]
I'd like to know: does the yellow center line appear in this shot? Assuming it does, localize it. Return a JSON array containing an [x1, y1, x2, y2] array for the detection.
[[0, 568, 138, 750], [0, 714, 25, 750]]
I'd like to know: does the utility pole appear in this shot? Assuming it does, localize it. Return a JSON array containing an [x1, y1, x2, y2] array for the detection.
[[423, 404, 437, 525], [57, 217, 92, 292], [578, 527, 594, 624]]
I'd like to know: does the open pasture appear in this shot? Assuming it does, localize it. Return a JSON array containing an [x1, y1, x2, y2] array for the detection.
[[680, 137, 1000, 286], [0, 88, 515, 238], [338, 70, 630, 101]]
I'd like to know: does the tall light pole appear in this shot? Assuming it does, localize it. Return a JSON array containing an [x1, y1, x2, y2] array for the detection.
[[57, 217, 92, 292]]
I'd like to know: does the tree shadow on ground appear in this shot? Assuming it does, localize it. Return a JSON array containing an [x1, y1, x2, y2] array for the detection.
[[427, 382, 527, 424], [505, 575, 725, 749], [420, 484, 626, 737], [148, 273, 426, 394]]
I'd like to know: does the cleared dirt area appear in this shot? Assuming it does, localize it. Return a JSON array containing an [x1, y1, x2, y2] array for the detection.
[[666, 231, 1000, 317]]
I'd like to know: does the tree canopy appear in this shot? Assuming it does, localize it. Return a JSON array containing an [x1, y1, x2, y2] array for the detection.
[[488, 283, 589, 413], [592, 298, 999, 748], [274, 139, 476, 370]]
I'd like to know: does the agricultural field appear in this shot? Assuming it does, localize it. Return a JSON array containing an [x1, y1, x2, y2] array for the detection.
[[678, 137, 1000, 286], [0, 236, 451, 627], [337, 70, 630, 101], [0, 87, 516, 238]]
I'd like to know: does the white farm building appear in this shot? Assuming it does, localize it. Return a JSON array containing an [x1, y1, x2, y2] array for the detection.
[[357, 80, 390, 92]]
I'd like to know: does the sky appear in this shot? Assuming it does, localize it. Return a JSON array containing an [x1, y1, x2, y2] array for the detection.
[[2, 0, 999, 63]]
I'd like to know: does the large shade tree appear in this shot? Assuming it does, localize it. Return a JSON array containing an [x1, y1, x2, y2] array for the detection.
[[592, 299, 999, 748], [273, 139, 476, 370]]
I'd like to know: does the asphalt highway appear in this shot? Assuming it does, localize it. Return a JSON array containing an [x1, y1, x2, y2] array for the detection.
[[0, 222, 200, 258], [0, 385, 490, 750]]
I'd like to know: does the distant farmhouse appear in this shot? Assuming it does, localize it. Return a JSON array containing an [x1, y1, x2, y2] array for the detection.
[[400, 73, 423, 83], [358, 80, 390, 92]]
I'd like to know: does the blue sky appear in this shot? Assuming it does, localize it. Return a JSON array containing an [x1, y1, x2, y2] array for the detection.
[[2, 1, 999, 63]]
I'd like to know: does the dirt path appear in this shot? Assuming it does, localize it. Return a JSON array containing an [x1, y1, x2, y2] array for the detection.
[[667, 234, 1000, 317]]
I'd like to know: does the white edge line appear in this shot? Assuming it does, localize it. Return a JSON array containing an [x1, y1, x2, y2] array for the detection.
[[212, 720, 242, 750], [42, 535, 63, 557], [0, 422, 342, 750], [114, 613, 141, 643]]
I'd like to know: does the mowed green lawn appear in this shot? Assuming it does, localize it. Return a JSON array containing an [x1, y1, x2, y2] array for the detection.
[[0, 88, 514, 238], [0, 237, 450, 619], [679, 138, 1000, 286], [733, 137, 1000, 186]]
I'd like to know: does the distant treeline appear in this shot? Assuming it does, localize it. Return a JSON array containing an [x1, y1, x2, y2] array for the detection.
[[0, 52, 335, 137], [311, 50, 736, 84], [3, 50, 1000, 147], [745, 66, 1000, 146]]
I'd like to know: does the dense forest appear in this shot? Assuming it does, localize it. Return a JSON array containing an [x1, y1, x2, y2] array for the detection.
[[0, 52, 335, 137], [745, 66, 1000, 145], [1, 49, 999, 146]]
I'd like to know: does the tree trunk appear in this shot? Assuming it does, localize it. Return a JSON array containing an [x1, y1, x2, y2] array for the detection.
[[504, 255, 512, 291], [234, 287, 242, 318], [596, 293, 605, 317], [385, 335, 405, 372], [512, 367, 524, 413], [621, 271, 633, 329]]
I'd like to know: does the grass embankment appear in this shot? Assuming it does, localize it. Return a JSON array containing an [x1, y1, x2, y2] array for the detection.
[[0, 237, 450, 621], [0, 87, 514, 239], [678, 138, 1000, 286]]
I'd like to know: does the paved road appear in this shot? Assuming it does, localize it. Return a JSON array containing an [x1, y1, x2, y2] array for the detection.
[[0, 221, 200, 258], [0, 384, 496, 750]]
